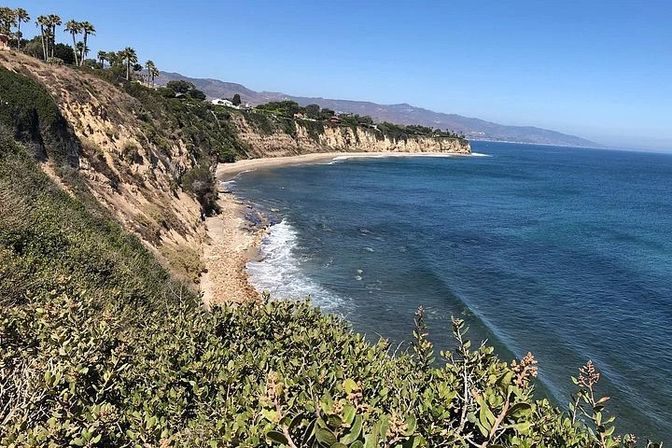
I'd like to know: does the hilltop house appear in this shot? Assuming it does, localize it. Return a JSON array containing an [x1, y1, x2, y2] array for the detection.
[[0, 34, 10, 51], [212, 98, 235, 107]]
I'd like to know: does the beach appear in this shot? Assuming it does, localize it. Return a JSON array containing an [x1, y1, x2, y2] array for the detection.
[[215, 151, 469, 180], [201, 151, 470, 304], [200, 189, 265, 305]]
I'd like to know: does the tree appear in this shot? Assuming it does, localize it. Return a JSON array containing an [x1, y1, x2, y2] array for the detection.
[[97, 50, 108, 68], [64, 20, 82, 66], [14, 8, 29, 49], [166, 80, 194, 95], [189, 89, 206, 101], [232, 93, 242, 106], [319, 108, 336, 120], [145, 60, 160, 87], [53, 43, 76, 65], [47, 14, 62, 58], [35, 15, 50, 60], [305, 104, 321, 119], [0, 7, 14, 35], [256, 100, 301, 117], [75, 41, 89, 63], [79, 21, 94, 66], [120, 47, 138, 81]]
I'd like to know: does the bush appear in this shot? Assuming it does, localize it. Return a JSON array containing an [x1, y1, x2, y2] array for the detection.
[[256, 100, 302, 118], [182, 165, 220, 217], [0, 68, 80, 166]]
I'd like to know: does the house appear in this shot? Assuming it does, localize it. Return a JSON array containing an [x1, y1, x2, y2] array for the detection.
[[0, 34, 10, 51], [211, 98, 235, 107]]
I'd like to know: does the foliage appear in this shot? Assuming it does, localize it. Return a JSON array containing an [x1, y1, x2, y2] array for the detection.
[[52, 43, 76, 64], [0, 6, 14, 34], [320, 108, 336, 120], [181, 165, 220, 217], [189, 88, 207, 101], [305, 104, 321, 119], [256, 100, 302, 118], [250, 100, 464, 142], [166, 79, 196, 95], [232, 93, 242, 106], [0, 67, 79, 166]]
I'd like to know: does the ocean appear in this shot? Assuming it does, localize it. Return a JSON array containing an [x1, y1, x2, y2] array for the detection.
[[230, 142, 672, 441]]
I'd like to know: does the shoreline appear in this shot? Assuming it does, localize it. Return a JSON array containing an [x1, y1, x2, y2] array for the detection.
[[215, 151, 472, 181], [201, 151, 470, 305], [200, 189, 267, 305]]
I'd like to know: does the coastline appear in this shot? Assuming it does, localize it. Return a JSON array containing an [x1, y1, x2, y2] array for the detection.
[[215, 151, 470, 181], [200, 189, 266, 305], [201, 151, 470, 305]]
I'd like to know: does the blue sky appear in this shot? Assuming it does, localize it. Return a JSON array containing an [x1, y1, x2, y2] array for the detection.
[[12, 0, 672, 150]]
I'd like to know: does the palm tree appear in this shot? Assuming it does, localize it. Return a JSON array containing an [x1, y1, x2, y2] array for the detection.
[[36, 15, 49, 60], [79, 21, 95, 66], [76, 42, 89, 62], [64, 20, 82, 66], [145, 60, 159, 87], [97, 50, 108, 68], [0, 7, 15, 44], [120, 47, 137, 81], [14, 8, 29, 49], [47, 14, 61, 58], [0, 7, 13, 31]]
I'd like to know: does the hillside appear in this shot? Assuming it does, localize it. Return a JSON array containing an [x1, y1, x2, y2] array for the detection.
[[155, 71, 598, 148], [0, 51, 468, 293]]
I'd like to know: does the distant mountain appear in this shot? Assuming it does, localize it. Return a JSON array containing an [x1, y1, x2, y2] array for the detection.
[[154, 71, 598, 147]]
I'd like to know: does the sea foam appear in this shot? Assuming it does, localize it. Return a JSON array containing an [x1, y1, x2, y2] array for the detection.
[[246, 220, 346, 311]]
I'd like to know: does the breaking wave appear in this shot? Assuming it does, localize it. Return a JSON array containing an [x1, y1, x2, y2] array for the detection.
[[246, 220, 347, 312]]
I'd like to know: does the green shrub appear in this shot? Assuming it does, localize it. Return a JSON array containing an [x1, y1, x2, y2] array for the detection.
[[182, 164, 220, 217], [0, 68, 80, 166]]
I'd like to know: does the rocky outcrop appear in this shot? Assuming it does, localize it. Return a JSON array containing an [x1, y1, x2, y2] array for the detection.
[[232, 115, 471, 158]]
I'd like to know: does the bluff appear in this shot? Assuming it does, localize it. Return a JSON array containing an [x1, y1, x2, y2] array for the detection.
[[232, 113, 470, 158], [0, 51, 469, 286]]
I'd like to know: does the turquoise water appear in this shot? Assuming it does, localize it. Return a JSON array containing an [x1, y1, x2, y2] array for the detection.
[[231, 142, 672, 441]]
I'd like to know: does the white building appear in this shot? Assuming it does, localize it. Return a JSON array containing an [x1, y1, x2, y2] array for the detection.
[[211, 98, 236, 107]]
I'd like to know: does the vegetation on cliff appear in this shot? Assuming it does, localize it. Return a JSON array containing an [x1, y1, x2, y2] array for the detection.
[[248, 100, 467, 143]]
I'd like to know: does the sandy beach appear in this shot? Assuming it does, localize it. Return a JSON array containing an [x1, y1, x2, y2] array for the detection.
[[201, 151, 469, 304], [200, 189, 266, 305], [215, 151, 469, 180]]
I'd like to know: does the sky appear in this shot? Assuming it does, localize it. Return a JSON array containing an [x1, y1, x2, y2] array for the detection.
[[11, 0, 672, 150]]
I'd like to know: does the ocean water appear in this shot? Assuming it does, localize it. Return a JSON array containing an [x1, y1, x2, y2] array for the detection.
[[232, 142, 672, 441]]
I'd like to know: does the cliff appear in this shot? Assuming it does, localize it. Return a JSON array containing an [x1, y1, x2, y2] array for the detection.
[[0, 52, 206, 283], [231, 113, 471, 158], [0, 51, 469, 288]]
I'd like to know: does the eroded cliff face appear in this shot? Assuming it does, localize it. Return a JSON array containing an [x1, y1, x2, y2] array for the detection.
[[232, 114, 471, 158], [0, 52, 205, 283], [0, 51, 470, 289]]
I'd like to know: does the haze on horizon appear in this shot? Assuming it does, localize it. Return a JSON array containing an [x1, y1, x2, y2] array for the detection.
[[15, 0, 672, 151]]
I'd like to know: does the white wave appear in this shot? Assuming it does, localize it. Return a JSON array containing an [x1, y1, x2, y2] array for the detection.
[[246, 220, 346, 311], [469, 152, 491, 157]]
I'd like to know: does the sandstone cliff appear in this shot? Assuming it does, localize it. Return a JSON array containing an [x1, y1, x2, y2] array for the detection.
[[1, 51, 470, 289], [231, 113, 471, 158], [0, 52, 205, 283]]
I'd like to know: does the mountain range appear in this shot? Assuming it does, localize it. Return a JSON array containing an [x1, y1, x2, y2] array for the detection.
[[154, 71, 598, 147]]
